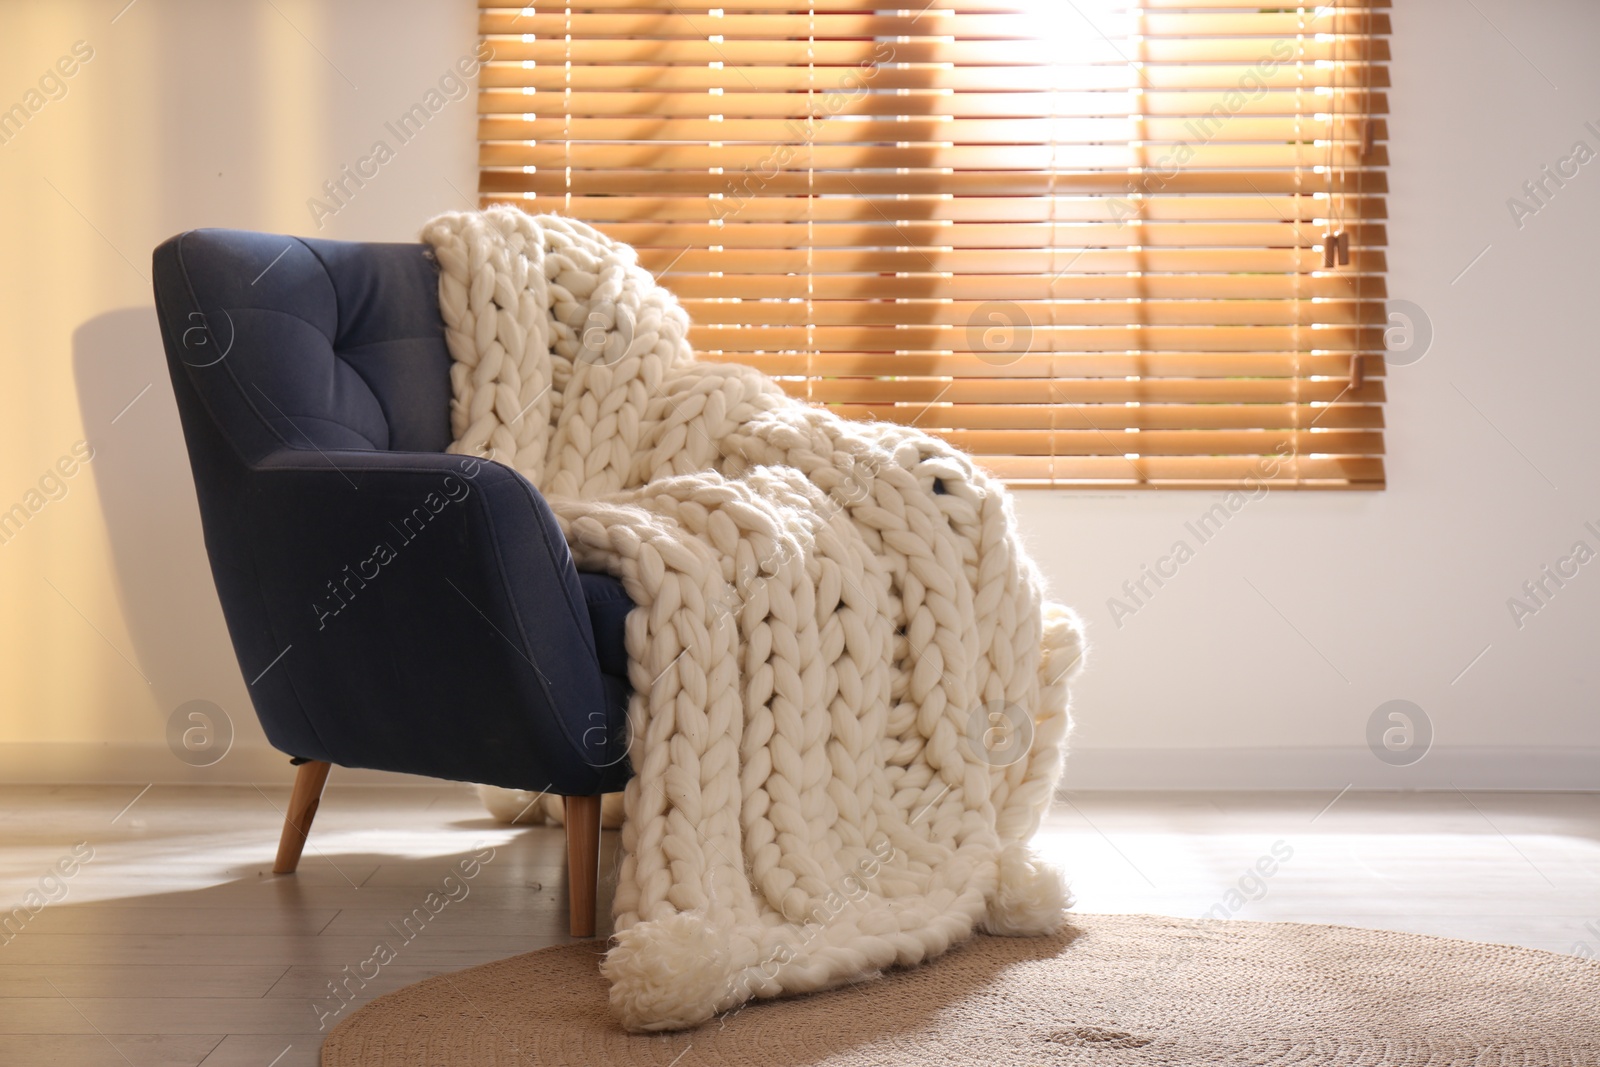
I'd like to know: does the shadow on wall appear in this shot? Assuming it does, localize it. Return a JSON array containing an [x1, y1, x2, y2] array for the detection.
[[71, 307, 268, 767]]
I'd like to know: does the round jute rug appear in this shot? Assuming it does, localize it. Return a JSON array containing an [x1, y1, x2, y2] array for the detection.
[[321, 914, 1600, 1066]]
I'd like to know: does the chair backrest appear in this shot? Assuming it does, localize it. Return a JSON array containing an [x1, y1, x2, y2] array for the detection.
[[152, 230, 628, 791], [152, 229, 452, 465], [150, 230, 457, 770]]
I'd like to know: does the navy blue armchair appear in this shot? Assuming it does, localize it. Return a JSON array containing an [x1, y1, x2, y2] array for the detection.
[[151, 228, 633, 936]]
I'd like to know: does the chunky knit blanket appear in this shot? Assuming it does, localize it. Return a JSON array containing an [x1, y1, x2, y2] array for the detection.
[[420, 207, 1086, 1033]]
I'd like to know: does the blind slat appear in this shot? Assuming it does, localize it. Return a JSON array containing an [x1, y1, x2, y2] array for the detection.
[[688, 325, 1384, 352], [483, 65, 1391, 92], [485, 172, 1387, 196], [532, 196, 1386, 224], [480, 0, 1389, 11], [485, 11, 1392, 36], [480, 90, 1388, 119], [683, 300, 1389, 327], [825, 403, 1384, 431], [480, 117, 1389, 145], [931, 429, 1383, 457], [980, 455, 1385, 488], [733, 352, 1388, 380], [481, 143, 1387, 170], [574, 222, 1387, 250], [662, 275, 1386, 300], [487, 39, 1390, 65], [763, 373, 1387, 405], [618, 248, 1388, 274]]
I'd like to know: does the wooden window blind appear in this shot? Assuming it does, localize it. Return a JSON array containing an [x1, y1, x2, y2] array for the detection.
[[477, 1, 1389, 489]]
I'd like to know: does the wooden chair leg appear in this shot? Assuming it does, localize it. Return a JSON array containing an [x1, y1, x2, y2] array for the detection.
[[273, 761, 332, 874], [563, 794, 602, 938]]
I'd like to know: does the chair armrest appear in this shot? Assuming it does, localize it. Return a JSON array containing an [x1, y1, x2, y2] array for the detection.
[[218, 446, 624, 794]]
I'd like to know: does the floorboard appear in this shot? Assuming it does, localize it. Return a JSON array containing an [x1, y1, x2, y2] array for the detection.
[[1, 783, 1595, 1066]]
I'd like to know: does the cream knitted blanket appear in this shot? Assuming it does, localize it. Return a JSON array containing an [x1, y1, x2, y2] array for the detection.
[[420, 207, 1086, 1033]]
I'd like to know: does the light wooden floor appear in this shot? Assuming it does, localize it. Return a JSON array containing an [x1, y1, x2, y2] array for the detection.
[[1, 785, 1596, 1066]]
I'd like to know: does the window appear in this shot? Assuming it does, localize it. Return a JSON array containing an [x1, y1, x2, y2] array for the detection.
[[477, 1, 1389, 488]]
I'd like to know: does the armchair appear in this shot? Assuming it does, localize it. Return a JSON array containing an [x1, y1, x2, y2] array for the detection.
[[151, 228, 633, 936]]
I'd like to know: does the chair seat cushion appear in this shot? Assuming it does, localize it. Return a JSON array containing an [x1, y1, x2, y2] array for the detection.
[[579, 571, 632, 682]]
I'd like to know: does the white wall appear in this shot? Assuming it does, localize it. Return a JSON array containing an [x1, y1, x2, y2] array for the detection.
[[1032, 0, 1600, 788], [0, 0, 1594, 788], [0, 0, 481, 783]]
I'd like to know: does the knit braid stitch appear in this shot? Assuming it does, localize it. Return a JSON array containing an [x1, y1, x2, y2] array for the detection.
[[421, 207, 1087, 1032]]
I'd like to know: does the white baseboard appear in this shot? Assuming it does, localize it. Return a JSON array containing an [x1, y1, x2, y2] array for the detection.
[[1060, 745, 1600, 791], [2, 742, 1595, 791], [0, 743, 429, 786]]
